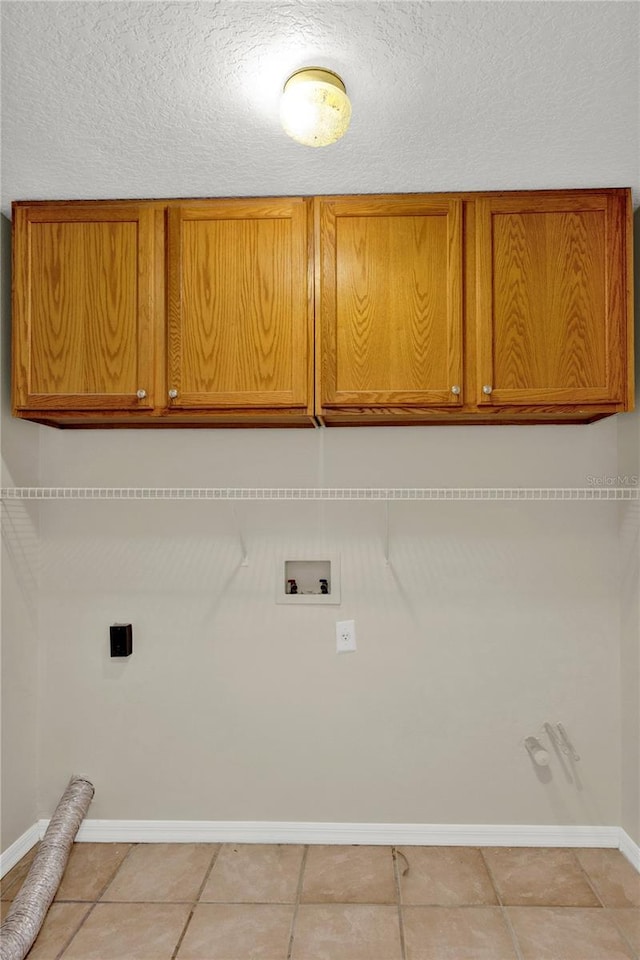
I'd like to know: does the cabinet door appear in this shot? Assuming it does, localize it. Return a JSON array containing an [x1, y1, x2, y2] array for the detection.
[[13, 203, 155, 412], [476, 191, 630, 407], [318, 196, 463, 408], [167, 198, 312, 410]]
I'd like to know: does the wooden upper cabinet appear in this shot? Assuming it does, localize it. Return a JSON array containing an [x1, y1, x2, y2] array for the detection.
[[476, 191, 631, 408], [13, 203, 155, 412], [11, 190, 632, 428], [317, 196, 463, 409], [167, 198, 312, 411]]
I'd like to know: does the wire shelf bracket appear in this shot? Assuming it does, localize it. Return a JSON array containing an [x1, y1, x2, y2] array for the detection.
[[230, 502, 249, 566], [384, 501, 391, 566]]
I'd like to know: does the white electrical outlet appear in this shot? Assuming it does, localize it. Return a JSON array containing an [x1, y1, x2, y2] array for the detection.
[[336, 619, 356, 653]]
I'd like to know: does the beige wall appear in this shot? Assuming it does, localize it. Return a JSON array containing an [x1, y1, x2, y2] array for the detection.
[[617, 212, 640, 846], [0, 215, 40, 849], [619, 494, 640, 845], [1, 265, 637, 840], [34, 423, 623, 826]]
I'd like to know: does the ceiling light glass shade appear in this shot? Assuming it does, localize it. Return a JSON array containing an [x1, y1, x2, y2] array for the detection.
[[280, 68, 351, 147]]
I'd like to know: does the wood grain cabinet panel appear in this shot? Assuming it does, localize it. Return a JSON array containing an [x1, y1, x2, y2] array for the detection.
[[317, 196, 463, 410], [476, 191, 630, 408], [11, 189, 632, 428], [13, 203, 155, 412], [167, 198, 312, 412]]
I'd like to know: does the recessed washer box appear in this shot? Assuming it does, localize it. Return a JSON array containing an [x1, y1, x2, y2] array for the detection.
[[277, 556, 341, 605]]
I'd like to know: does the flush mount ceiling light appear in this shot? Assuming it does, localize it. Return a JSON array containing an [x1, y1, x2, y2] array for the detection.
[[280, 68, 351, 147]]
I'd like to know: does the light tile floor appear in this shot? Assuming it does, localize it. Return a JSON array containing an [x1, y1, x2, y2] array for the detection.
[[1, 843, 639, 959]]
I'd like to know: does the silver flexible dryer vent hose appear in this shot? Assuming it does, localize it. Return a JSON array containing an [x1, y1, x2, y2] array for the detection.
[[0, 776, 94, 960]]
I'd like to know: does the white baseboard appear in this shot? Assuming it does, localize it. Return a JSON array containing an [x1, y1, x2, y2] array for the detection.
[[619, 828, 640, 871], [0, 822, 40, 878], [5, 820, 637, 876], [36, 818, 622, 849]]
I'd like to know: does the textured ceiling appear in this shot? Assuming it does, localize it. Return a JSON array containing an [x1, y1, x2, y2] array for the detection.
[[1, 1, 638, 217]]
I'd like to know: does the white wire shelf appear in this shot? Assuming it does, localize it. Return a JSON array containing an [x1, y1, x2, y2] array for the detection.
[[1, 487, 638, 501]]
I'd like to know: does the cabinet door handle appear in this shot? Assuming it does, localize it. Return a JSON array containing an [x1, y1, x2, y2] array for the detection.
[[482, 385, 493, 395], [168, 389, 178, 400], [451, 385, 461, 396], [136, 389, 147, 400]]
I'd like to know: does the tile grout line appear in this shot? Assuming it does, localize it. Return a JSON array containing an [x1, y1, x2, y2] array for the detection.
[[391, 846, 407, 960], [570, 851, 640, 956], [573, 850, 640, 959], [55, 841, 140, 960], [571, 849, 607, 907], [478, 849, 506, 908], [286, 844, 309, 960], [53, 902, 98, 960], [606, 910, 640, 960], [97, 896, 301, 904], [96, 843, 140, 902], [479, 848, 524, 960], [171, 842, 222, 960], [1, 877, 24, 903], [87, 898, 209, 905], [0, 846, 39, 902]]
